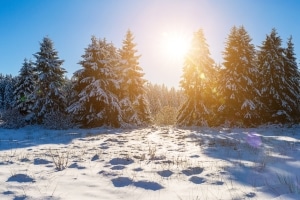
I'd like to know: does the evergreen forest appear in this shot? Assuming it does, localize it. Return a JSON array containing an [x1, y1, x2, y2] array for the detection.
[[1, 27, 299, 129]]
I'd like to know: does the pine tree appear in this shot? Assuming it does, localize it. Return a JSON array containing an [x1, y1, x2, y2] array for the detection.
[[282, 36, 300, 121], [62, 76, 74, 108], [177, 29, 216, 126], [32, 37, 67, 123], [67, 36, 122, 128], [13, 59, 35, 116], [217, 26, 260, 126], [119, 30, 151, 126], [257, 29, 296, 123], [0, 74, 4, 110], [0, 75, 17, 110], [3, 75, 16, 110]]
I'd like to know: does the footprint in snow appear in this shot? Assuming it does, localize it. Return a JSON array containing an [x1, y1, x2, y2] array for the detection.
[[189, 176, 206, 184], [69, 162, 86, 169], [111, 177, 133, 187], [157, 170, 173, 178], [212, 180, 224, 185], [91, 154, 99, 161], [3, 191, 14, 195], [132, 167, 143, 172], [182, 167, 204, 176], [111, 165, 126, 170], [7, 174, 35, 183], [34, 158, 51, 165], [133, 181, 164, 191], [109, 158, 134, 165]]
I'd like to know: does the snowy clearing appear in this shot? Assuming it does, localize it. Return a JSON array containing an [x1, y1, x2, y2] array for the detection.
[[0, 125, 300, 200]]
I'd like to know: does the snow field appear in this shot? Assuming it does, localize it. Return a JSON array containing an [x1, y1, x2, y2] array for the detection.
[[0, 125, 300, 199]]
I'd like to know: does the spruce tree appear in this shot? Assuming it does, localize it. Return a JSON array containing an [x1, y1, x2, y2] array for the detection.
[[119, 30, 151, 126], [0, 75, 17, 110], [67, 36, 122, 127], [257, 29, 296, 123], [13, 59, 35, 116], [0, 74, 4, 110], [218, 26, 260, 126], [32, 37, 67, 123], [177, 29, 215, 126], [3, 75, 16, 110], [282, 36, 300, 121]]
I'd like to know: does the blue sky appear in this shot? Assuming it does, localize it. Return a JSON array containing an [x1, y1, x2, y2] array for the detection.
[[0, 0, 299, 88]]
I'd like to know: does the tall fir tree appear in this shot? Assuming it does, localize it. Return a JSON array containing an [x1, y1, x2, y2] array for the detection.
[[67, 36, 122, 127], [217, 26, 260, 126], [13, 59, 35, 116], [257, 29, 297, 123], [0, 74, 4, 110], [32, 37, 67, 123], [62, 76, 74, 108], [3, 75, 16, 110], [119, 30, 151, 126], [177, 29, 216, 126], [282, 36, 300, 121], [0, 75, 17, 110]]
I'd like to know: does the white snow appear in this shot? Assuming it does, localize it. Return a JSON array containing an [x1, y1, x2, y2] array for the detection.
[[0, 125, 300, 199]]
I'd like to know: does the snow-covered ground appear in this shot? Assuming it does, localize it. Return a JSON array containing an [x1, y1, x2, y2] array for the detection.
[[0, 125, 300, 200]]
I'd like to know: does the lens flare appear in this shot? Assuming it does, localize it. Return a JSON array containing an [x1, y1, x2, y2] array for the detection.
[[246, 132, 262, 148]]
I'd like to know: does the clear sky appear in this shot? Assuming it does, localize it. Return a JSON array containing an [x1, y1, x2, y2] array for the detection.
[[1, 0, 299, 88]]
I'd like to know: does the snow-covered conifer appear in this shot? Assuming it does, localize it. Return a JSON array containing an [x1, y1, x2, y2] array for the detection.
[[177, 29, 216, 126], [13, 59, 35, 115], [32, 37, 67, 123], [0, 74, 4, 110], [3, 76, 15, 110], [217, 26, 260, 126], [282, 36, 300, 121], [257, 29, 296, 123], [119, 30, 151, 126], [0, 75, 17, 110], [67, 36, 122, 127]]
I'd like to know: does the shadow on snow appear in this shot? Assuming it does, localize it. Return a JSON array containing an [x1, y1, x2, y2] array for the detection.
[[0, 125, 120, 151]]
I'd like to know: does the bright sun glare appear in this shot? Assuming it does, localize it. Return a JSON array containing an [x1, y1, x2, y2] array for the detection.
[[162, 31, 190, 61]]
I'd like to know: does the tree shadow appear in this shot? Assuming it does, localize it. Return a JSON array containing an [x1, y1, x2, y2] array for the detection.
[[183, 126, 300, 197], [0, 125, 119, 151]]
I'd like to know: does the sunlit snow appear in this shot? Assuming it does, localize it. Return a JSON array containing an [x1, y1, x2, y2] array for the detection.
[[0, 125, 300, 199]]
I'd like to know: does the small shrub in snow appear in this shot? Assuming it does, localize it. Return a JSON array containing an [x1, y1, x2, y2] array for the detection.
[[43, 111, 75, 130], [49, 149, 69, 171], [147, 144, 157, 160], [0, 109, 26, 129]]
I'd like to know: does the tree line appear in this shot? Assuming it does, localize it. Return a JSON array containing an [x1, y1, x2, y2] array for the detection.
[[178, 26, 300, 127], [0, 31, 154, 128], [0, 26, 299, 128]]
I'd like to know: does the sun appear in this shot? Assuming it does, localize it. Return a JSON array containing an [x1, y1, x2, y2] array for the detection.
[[161, 31, 190, 61]]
